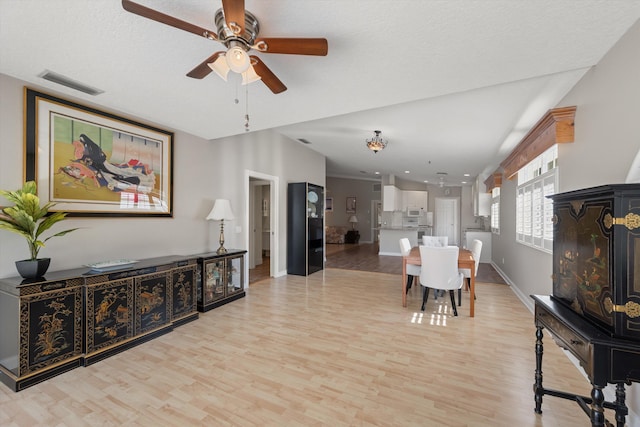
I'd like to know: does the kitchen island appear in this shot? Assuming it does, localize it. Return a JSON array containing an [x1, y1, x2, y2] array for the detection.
[[378, 227, 431, 255]]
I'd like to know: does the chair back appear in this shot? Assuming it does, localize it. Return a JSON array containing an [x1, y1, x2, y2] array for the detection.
[[422, 235, 448, 247], [460, 239, 483, 278], [419, 245, 462, 290], [399, 238, 412, 256], [470, 239, 483, 274]]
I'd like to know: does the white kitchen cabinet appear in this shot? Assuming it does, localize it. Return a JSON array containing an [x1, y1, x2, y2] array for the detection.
[[402, 190, 428, 210], [475, 193, 491, 216], [472, 177, 491, 216], [383, 185, 402, 211]]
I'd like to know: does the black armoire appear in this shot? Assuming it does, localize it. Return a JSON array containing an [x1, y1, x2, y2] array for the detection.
[[287, 182, 324, 276]]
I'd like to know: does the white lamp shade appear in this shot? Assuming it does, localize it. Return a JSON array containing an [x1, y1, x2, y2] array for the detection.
[[208, 55, 230, 81], [226, 46, 250, 73], [348, 215, 358, 223], [241, 65, 262, 85], [206, 199, 235, 221]]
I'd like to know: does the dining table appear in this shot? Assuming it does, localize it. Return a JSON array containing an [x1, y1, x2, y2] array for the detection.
[[402, 246, 477, 317]]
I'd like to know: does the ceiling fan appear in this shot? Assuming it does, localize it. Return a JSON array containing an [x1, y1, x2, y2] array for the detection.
[[122, 0, 328, 94]]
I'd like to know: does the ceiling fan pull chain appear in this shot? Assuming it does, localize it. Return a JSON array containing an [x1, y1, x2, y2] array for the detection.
[[245, 83, 250, 132], [234, 77, 239, 104]]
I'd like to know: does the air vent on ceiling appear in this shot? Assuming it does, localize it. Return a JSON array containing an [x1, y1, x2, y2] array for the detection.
[[297, 138, 312, 144], [372, 183, 381, 192], [39, 70, 104, 96]]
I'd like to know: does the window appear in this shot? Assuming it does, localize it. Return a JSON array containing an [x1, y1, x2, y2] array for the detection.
[[490, 187, 500, 234], [516, 145, 557, 252]]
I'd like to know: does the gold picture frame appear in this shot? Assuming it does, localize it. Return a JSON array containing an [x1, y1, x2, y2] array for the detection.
[[24, 88, 173, 217]]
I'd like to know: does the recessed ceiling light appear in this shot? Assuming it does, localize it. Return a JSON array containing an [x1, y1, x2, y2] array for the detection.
[[463, 173, 470, 177], [423, 180, 429, 183], [461, 181, 467, 184], [404, 170, 410, 174], [375, 171, 380, 175]]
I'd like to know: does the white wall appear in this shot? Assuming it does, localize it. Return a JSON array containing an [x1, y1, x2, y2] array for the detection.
[[205, 129, 325, 276], [0, 74, 324, 279], [492, 20, 640, 423]]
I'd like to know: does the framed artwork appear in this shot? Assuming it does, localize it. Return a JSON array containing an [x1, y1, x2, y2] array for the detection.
[[346, 196, 356, 214], [325, 197, 333, 212], [24, 88, 173, 217]]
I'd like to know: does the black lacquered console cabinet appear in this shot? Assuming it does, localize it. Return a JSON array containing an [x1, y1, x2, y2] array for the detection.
[[0, 255, 204, 391], [532, 295, 640, 426]]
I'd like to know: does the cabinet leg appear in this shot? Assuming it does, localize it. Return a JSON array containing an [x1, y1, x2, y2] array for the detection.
[[534, 326, 544, 414], [590, 385, 605, 427], [614, 383, 628, 427]]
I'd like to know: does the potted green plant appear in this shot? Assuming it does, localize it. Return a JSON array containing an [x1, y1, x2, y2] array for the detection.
[[0, 181, 78, 278]]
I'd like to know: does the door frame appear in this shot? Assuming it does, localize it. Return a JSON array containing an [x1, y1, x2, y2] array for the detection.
[[371, 199, 382, 243], [244, 170, 279, 288], [434, 196, 460, 246]]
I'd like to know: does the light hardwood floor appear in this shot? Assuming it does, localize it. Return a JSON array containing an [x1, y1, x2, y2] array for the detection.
[[1, 267, 600, 426]]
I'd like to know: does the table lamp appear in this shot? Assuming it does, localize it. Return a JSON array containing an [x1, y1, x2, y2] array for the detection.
[[206, 199, 235, 254], [348, 215, 358, 230]]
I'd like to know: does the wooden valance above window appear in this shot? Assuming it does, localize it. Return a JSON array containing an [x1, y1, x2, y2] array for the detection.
[[500, 106, 576, 179], [484, 171, 503, 193]]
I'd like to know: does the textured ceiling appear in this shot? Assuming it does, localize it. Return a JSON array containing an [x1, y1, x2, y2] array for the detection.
[[1, 1, 639, 185]]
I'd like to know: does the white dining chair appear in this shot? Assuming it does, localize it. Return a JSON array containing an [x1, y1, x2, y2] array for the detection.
[[421, 235, 449, 299], [419, 245, 464, 315], [422, 235, 448, 247], [399, 238, 421, 291], [458, 239, 482, 306]]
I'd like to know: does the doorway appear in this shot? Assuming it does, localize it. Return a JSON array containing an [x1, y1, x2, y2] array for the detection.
[[371, 200, 382, 243], [434, 197, 460, 245], [245, 171, 279, 287]]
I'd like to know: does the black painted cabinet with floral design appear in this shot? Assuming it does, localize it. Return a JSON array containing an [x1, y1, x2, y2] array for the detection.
[[0, 256, 198, 391], [0, 275, 84, 391], [550, 184, 640, 339]]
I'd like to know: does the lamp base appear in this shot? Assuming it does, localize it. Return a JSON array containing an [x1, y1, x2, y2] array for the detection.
[[216, 246, 228, 255]]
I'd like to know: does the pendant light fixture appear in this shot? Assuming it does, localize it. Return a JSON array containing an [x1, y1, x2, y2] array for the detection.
[[366, 130, 387, 153]]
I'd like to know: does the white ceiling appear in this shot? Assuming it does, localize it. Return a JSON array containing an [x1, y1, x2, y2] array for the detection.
[[1, 1, 639, 186]]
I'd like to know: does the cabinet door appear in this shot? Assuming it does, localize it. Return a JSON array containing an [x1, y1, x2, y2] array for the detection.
[[225, 256, 244, 297], [85, 277, 134, 355], [21, 283, 84, 376], [171, 265, 197, 321], [383, 186, 396, 211], [203, 260, 226, 304], [135, 271, 171, 334]]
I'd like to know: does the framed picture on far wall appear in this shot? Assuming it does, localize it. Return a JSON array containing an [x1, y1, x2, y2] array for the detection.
[[24, 88, 173, 217], [326, 197, 333, 211], [346, 196, 356, 214]]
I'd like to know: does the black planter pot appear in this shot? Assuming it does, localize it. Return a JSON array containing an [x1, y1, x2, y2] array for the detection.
[[15, 258, 51, 279]]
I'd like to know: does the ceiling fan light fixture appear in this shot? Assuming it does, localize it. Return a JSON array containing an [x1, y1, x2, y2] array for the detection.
[[241, 65, 262, 85], [226, 45, 250, 73], [208, 55, 230, 81], [366, 130, 387, 153]]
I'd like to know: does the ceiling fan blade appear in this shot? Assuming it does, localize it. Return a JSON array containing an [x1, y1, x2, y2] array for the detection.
[[186, 52, 225, 79], [221, 0, 245, 36], [250, 56, 287, 94], [122, 0, 218, 41], [253, 38, 328, 56]]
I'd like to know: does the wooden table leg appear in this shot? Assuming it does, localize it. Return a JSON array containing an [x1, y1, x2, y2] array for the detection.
[[469, 267, 475, 317], [534, 326, 544, 414], [590, 384, 605, 426], [402, 257, 407, 307]]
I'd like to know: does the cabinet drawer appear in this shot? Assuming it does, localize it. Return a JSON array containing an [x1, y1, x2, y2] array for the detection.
[[536, 308, 593, 370]]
